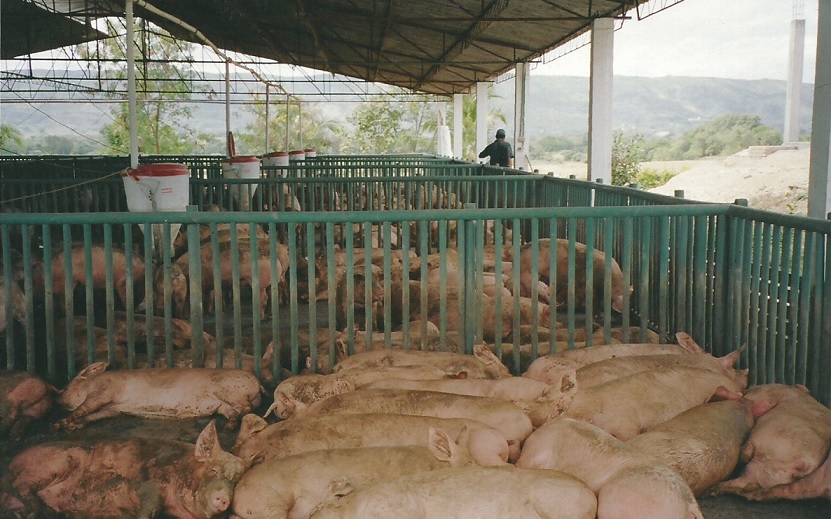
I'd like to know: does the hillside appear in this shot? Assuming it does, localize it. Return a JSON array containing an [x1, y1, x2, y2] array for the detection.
[[491, 75, 814, 139], [1, 74, 814, 144]]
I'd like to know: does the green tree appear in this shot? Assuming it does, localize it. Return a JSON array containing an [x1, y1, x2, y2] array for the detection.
[[237, 96, 343, 155], [650, 114, 782, 160], [450, 85, 506, 161], [78, 20, 204, 154], [0, 124, 23, 152], [611, 132, 646, 186]]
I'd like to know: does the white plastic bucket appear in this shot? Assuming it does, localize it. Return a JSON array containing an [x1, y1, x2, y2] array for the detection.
[[304, 148, 317, 159], [222, 155, 261, 210], [121, 163, 190, 254], [262, 151, 289, 178], [289, 149, 306, 162]]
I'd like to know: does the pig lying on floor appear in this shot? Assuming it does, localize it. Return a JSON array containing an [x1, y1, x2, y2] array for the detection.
[[2, 420, 244, 519]]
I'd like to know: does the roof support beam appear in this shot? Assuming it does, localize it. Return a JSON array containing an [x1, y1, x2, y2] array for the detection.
[[414, 0, 510, 90]]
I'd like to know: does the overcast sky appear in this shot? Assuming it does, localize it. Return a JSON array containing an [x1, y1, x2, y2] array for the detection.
[[534, 0, 820, 82]]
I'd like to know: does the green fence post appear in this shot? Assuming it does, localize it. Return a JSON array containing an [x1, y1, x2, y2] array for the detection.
[[186, 205, 204, 367]]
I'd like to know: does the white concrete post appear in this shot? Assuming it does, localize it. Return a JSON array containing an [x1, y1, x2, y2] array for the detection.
[[784, 18, 806, 144], [808, 0, 831, 219], [453, 93, 464, 159], [513, 62, 529, 170], [476, 82, 489, 163], [587, 17, 614, 184]]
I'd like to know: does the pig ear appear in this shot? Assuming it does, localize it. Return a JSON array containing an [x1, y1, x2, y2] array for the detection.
[[236, 414, 267, 443], [795, 384, 810, 394], [261, 341, 275, 364], [751, 400, 776, 418], [427, 427, 457, 462], [332, 378, 354, 395], [556, 369, 578, 397], [675, 333, 704, 354], [718, 345, 747, 369], [472, 344, 498, 365], [75, 361, 109, 380], [708, 386, 743, 402], [194, 420, 221, 462], [327, 477, 355, 498]]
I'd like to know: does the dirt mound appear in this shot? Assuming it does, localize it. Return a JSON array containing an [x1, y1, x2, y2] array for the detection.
[[648, 147, 810, 216]]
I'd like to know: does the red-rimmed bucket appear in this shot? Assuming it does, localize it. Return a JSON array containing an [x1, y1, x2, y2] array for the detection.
[[289, 149, 306, 162], [303, 148, 317, 159], [262, 151, 289, 177], [121, 163, 190, 253], [222, 155, 261, 210]]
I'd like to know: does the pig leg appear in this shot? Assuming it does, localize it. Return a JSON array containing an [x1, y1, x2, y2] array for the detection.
[[734, 452, 831, 502], [136, 481, 165, 519], [56, 395, 122, 430]]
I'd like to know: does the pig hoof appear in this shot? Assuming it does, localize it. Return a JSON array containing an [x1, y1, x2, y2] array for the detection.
[[224, 419, 239, 431]]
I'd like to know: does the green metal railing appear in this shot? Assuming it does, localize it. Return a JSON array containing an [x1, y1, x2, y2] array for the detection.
[[2, 205, 829, 405]]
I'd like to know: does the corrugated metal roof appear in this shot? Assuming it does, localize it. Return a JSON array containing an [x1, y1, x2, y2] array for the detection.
[[3, 0, 655, 95]]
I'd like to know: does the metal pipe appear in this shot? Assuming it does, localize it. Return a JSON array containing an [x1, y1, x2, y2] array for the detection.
[[126, 0, 138, 169]]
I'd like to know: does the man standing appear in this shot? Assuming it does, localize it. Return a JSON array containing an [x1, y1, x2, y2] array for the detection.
[[478, 128, 514, 167]]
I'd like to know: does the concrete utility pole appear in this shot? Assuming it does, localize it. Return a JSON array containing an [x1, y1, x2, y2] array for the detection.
[[784, 0, 806, 144]]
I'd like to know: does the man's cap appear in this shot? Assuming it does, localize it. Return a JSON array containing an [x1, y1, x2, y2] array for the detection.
[[496, 129, 506, 138]]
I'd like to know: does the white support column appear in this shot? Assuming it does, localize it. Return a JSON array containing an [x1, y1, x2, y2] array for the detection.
[[475, 82, 489, 163], [126, 0, 138, 168], [513, 62, 529, 170], [808, 0, 831, 219], [784, 18, 806, 144], [453, 93, 464, 159], [587, 17, 615, 184]]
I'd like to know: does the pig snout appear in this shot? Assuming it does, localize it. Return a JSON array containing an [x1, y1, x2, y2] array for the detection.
[[197, 478, 235, 517]]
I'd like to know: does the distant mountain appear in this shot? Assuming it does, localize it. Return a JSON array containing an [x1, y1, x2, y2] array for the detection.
[[491, 75, 813, 139], [1, 74, 814, 143]]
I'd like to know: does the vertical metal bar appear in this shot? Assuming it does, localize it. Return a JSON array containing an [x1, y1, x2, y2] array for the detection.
[[383, 222, 393, 350], [493, 220, 504, 357], [64, 227, 76, 377], [637, 218, 652, 342], [786, 230, 803, 384], [674, 215, 689, 334], [83, 225, 94, 365], [124, 224, 136, 369], [287, 222, 300, 371], [42, 225, 55, 379], [251, 222, 263, 370], [363, 221, 373, 342], [104, 224, 116, 364], [211, 223, 223, 357], [511, 217, 522, 364], [712, 214, 728, 350], [567, 222, 577, 347], [528, 220, 540, 356], [760, 224, 775, 383], [657, 218, 670, 342], [230, 223, 243, 360], [438, 221, 448, 347], [1, 226, 14, 368], [268, 221, 280, 380], [796, 231, 814, 386], [144, 227, 155, 366], [161, 224, 173, 364], [463, 208, 477, 355], [748, 221, 764, 385], [304, 222, 316, 371], [619, 217, 632, 343], [187, 209, 204, 367], [584, 218, 595, 347], [549, 219, 558, 340], [775, 228, 793, 382]]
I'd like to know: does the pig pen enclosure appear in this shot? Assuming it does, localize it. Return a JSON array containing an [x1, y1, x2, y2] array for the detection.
[[1, 154, 831, 518]]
